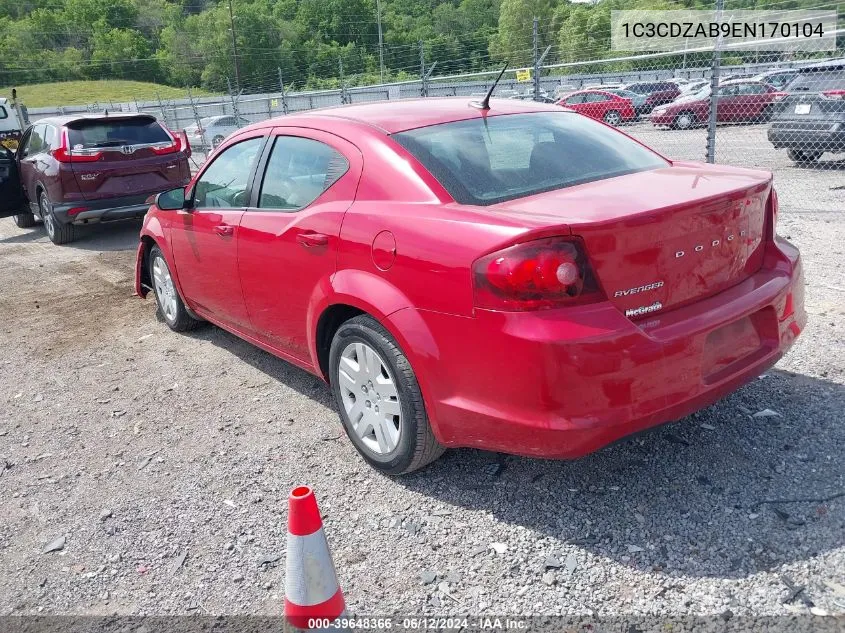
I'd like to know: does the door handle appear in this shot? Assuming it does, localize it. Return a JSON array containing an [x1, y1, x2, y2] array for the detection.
[[296, 232, 329, 247], [213, 224, 234, 237]]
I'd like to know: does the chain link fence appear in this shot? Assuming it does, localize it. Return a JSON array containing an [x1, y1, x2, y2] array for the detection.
[[27, 44, 844, 213]]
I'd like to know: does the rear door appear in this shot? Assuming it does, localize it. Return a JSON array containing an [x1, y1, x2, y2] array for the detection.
[[238, 128, 362, 362], [65, 115, 189, 201], [169, 133, 266, 331], [0, 145, 25, 217]]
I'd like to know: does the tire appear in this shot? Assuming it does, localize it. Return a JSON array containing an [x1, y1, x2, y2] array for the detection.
[[40, 191, 75, 245], [148, 244, 202, 332], [603, 110, 621, 126], [329, 315, 444, 475], [13, 212, 36, 228], [787, 148, 821, 164], [673, 111, 696, 130], [212, 135, 225, 149]]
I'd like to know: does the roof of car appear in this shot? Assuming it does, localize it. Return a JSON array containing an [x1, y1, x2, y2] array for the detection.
[[798, 57, 845, 72], [263, 97, 563, 134], [28, 112, 158, 127], [720, 78, 767, 86]]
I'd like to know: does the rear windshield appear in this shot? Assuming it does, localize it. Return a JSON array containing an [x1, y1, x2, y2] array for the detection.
[[788, 68, 845, 92], [67, 117, 170, 149], [393, 112, 667, 206]]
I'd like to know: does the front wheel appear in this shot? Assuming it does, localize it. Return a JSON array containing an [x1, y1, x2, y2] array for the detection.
[[149, 245, 202, 332], [787, 148, 821, 164], [40, 192, 75, 245], [673, 111, 696, 130], [13, 212, 37, 228], [329, 315, 444, 475], [603, 110, 621, 126]]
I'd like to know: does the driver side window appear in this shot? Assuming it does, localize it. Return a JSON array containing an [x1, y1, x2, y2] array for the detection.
[[193, 137, 263, 209]]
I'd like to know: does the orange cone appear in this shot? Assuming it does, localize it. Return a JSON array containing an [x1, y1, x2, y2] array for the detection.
[[285, 486, 346, 629]]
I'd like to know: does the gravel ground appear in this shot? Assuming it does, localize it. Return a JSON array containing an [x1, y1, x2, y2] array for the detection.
[[1, 126, 844, 620]]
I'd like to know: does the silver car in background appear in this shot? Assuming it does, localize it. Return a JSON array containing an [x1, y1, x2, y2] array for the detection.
[[184, 115, 252, 151]]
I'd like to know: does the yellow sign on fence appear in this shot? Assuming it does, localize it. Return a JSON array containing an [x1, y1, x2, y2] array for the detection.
[[515, 69, 531, 82]]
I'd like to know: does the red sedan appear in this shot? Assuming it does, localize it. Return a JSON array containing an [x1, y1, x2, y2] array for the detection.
[[650, 80, 788, 129], [556, 90, 636, 125], [135, 98, 805, 474]]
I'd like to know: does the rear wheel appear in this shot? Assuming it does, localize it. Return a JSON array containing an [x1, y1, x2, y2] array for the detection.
[[12, 212, 36, 228], [149, 245, 202, 332], [40, 191, 75, 245], [329, 315, 444, 475], [603, 110, 621, 126], [787, 149, 822, 164], [673, 111, 696, 130]]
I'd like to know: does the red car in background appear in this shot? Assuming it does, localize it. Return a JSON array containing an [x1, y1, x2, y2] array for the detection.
[[556, 90, 636, 125], [0, 113, 191, 244], [134, 98, 804, 475], [650, 80, 787, 129]]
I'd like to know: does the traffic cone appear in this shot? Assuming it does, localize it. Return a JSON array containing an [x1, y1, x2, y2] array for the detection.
[[285, 486, 346, 630]]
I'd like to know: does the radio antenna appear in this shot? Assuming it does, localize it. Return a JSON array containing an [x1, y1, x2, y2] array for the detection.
[[470, 62, 509, 110]]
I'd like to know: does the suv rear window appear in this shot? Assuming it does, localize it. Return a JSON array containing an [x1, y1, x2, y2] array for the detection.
[[393, 112, 667, 206], [788, 68, 845, 92], [67, 117, 170, 149]]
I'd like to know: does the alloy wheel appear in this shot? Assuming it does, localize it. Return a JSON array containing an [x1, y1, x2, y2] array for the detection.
[[676, 113, 694, 130], [40, 194, 55, 239], [152, 255, 179, 323], [337, 341, 402, 455]]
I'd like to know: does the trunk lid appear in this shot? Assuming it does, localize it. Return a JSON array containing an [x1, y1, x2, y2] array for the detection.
[[772, 65, 845, 125], [65, 115, 188, 201], [494, 164, 771, 317]]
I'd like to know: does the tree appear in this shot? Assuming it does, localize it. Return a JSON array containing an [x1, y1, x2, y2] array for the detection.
[[490, 0, 552, 66]]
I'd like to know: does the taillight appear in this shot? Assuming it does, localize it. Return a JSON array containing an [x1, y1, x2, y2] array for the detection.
[[150, 135, 182, 155], [51, 128, 102, 163], [472, 237, 605, 311], [820, 89, 845, 100]]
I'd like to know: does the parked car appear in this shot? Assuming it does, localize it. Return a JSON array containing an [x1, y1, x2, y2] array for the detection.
[[600, 87, 649, 117], [678, 80, 710, 96], [185, 115, 252, 150], [0, 113, 191, 244], [134, 98, 804, 474], [650, 80, 787, 129], [753, 69, 798, 90], [557, 90, 636, 125], [623, 81, 682, 113], [768, 58, 845, 164]]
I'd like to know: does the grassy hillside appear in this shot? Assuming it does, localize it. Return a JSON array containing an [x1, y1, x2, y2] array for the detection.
[[0, 81, 211, 108]]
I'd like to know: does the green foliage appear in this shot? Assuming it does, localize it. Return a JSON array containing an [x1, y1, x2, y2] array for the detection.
[[0, 0, 840, 100]]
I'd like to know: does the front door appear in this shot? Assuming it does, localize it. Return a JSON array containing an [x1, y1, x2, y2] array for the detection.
[[238, 129, 362, 363], [0, 145, 25, 218], [169, 133, 265, 331]]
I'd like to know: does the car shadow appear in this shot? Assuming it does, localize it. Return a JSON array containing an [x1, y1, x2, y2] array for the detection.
[[164, 318, 845, 581], [67, 219, 144, 252], [397, 368, 845, 579], [792, 158, 845, 171]]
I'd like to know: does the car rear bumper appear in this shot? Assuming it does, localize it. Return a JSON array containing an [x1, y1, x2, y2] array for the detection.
[[768, 124, 845, 152], [387, 238, 805, 459]]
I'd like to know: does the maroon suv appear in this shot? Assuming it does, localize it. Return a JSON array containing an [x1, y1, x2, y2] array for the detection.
[[0, 113, 191, 244]]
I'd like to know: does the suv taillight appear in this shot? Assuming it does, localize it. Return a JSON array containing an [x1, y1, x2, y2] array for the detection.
[[472, 237, 605, 311], [52, 128, 102, 163], [150, 134, 182, 155], [820, 89, 845, 100]]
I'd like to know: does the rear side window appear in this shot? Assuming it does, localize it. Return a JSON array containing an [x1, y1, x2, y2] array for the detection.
[[258, 136, 348, 211], [789, 69, 845, 92], [394, 112, 667, 206], [0, 106, 7, 120], [67, 117, 170, 149]]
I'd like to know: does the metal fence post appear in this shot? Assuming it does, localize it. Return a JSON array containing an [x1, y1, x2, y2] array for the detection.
[[278, 67, 289, 115], [339, 58, 347, 104], [227, 77, 242, 126], [156, 91, 169, 128], [186, 88, 203, 132], [532, 18, 551, 102], [705, 0, 724, 164], [419, 41, 427, 97]]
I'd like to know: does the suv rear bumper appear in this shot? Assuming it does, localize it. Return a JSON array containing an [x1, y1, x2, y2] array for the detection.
[[768, 123, 845, 152], [52, 194, 154, 225]]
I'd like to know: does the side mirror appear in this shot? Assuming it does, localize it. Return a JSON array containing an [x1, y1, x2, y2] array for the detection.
[[156, 187, 188, 211]]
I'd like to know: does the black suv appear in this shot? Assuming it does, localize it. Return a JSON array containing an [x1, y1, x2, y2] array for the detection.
[[768, 58, 845, 164]]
